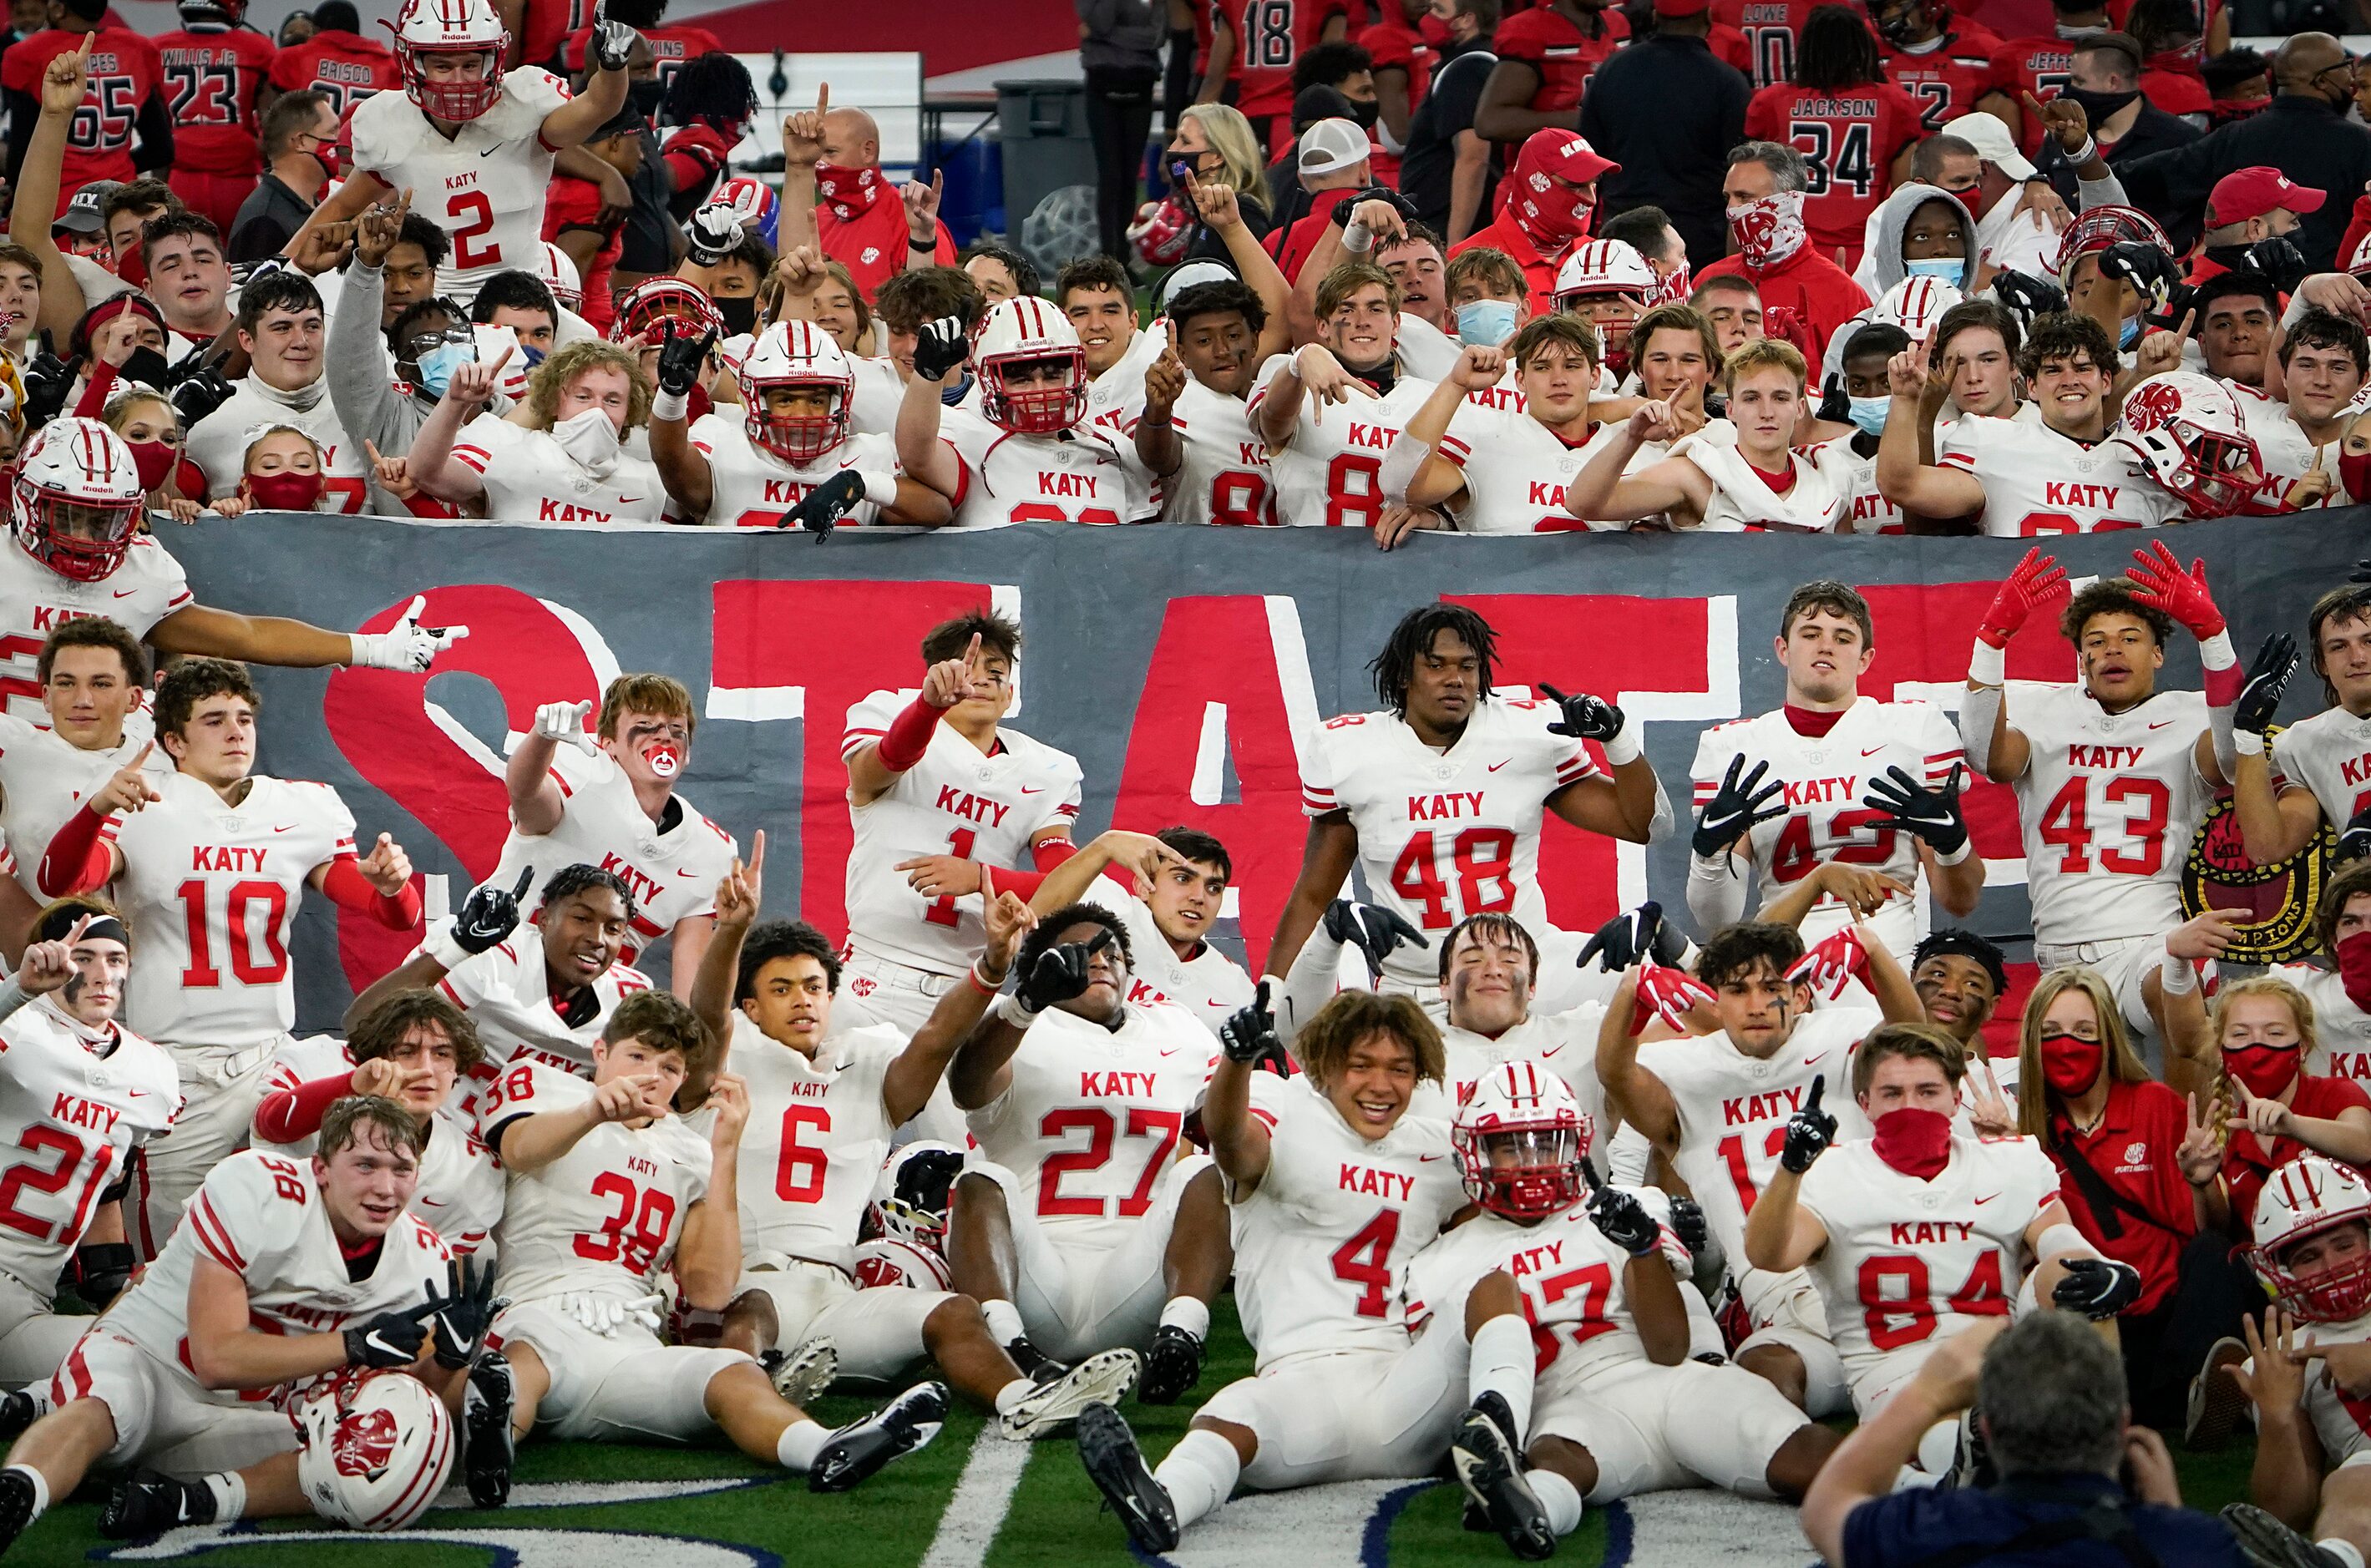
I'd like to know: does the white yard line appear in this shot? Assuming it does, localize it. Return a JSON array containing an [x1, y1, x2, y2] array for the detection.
[[919, 1429, 1033, 1568]]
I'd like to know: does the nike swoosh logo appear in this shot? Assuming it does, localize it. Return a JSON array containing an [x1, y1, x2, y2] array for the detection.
[[1862, 747, 1884, 756], [112, 589, 137, 599], [1418, 1154, 1445, 1162], [1021, 787, 1044, 794], [271, 825, 295, 833], [1487, 759, 1511, 771], [676, 869, 697, 878], [614, 498, 643, 505], [1973, 1193, 1999, 1204], [2148, 721, 2174, 730], [1541, 1044, 1565, 1059]]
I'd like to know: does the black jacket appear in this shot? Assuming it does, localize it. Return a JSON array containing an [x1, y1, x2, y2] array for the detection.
[[1579, 31, 1750, 270], [2117, 94, 2371, 271], [2038, 103, 2203, 251]]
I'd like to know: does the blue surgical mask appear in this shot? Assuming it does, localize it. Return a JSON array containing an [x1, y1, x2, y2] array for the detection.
[[1848, 394, 1890, 437], [1903, 258, 1963, 281], [2120, 316, 2142, 349], [521, 344, 547, 368], [414, 341, 474, 397], [1455, 299, 1520, 347]]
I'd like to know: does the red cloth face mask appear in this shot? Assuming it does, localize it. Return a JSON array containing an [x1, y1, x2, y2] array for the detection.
[[1871, 1105, 1954, 1180], [246, 471, 325, 511], [124, 440, 175, 493], [2223, 1042, 2301, 1100], [2338, 931, 2371, 1013], [2341, 448, 2371, 506], [2039, 1030, 2104, 1096], [813, 161, 885, 224]]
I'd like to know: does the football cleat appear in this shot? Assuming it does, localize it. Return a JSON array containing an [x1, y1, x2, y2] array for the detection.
[[0, 1389, 38, 1441], [0, 1466, 34, 1556], [1006, 1336, 1069, 1386], [773, 1338, 839, 1409], [999, 1348, 1141, 1440], [464, 1351, 517, 1509], [1451, 1391, 1555, 1561], [810, 1381, 947, 1493], [2186, 1337, 2253, 1451], [1945, 1405, 1996, 1491], [1077, 1400, 1180, 1554], [2224, 1503, 2351, 1568], [1137, 1324, 1206, 1405], [99, 1471, 214, 1540]]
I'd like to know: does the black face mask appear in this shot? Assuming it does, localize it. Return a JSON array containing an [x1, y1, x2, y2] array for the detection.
[[2060, 84, 2140, 126], [1343, 96, 1381, 129], [717, 296, 758, 336], [628, 78, 666, 117]]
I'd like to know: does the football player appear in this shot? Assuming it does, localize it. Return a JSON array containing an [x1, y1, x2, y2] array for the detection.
[[1267, 601, 1667, 1018], [1386, 321, 1610, 539], [895, 297, 1154, 527], [1872, 0, 2004, 131], [1598, 920, 1926, 1415], [38, 659, 423, 1257], [477, 990, 945, 1495], [0, 620, 167, 909], [1553, 238, 1659, 385], [1960, 547, 2252, 1043], [1687, 580, 1981, 958], [183, 271, 372, 513], [1132, 279, 1283, 528], [264, 0, 401, 114], [2279, 863, 2371, 1081], [1740, 10, 1924, 268], [1023, 827, 1254, 1034], [689, 842, 1137, 1432], [1062, 255, 1159, 434], [944, 908, 1224, 1398], [154, 0, 276, 232], [1419, 1065, 1839, 1555], [0, 416, 465, 726], [2253, 310, 2364, 509], [1907, 926, 2014, 1092], [2236, 584, 2371, 867], [1745, 1023, 2140, 1479]]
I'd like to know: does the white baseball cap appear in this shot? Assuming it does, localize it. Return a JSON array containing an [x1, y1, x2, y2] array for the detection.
[[1298, 118, 1371, 177], [1939, 111, 2034, 183], [1158, 260, 1238, 312]]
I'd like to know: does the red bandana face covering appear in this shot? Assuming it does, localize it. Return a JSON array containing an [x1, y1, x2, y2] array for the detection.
[[2223, 1043, 2301, 1101], [2040, 1030, 2105, 1096], [246, 471, 325, 511], [814, 161, 885, 224], [2338, 931, 2371, 1013], [1871, 1105, 1954, 1179], [1726, 191, 1807, 271]]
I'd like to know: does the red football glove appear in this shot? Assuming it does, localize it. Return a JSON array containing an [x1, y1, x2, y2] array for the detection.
[[1977, 546, 2070, 650], [2126, 539, 2225, 640], [1632, 959, 1716, 1034], [1786, 927, 1872, 1003]]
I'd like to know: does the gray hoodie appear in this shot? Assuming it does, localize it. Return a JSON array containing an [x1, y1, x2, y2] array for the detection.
[[1865, 182, 1979, 297], [325, 259, 433, 515]]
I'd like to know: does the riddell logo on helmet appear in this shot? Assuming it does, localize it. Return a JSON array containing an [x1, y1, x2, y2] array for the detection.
[[333, 1407, 400, 1479]]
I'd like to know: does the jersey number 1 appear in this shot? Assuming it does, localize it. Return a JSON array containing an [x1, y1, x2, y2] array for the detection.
[[177, 878, 291, 988], [0, 1128, 114, 1244]]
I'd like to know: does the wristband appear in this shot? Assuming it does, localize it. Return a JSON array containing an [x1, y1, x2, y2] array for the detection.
[[1968, 639, 2006, 687], [2160, 947, 2200, 995], [993, 989, 1041, 1030], [967, 959, 1005, 997], [909, 233, 935, 250], [2198, 630, 2237, 670], [861, 469, 898, 507], [426, 922, 476, 973], [1934, 838, 1973, 867], [1601, 721, 1643, 767], [2235, 729, 2266, 756], [2064, 136, 2097, 165], [1342, 220, 1374, 254], [651, 388, 689, 422]]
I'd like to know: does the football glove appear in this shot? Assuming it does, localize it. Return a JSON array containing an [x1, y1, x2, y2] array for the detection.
[[1324, 898, 1428, 974], [1778, 1075, 1836, 1174], [1016, 928, 1112, 1014], [452, 867, 534, 958], [912, 316, 970, 383], [350, 594, 469, 673], [656, 320, 719, 398], [344, 1302, 436, 1368], [425, 1255, 507, 1369], [1218, 980, 1289, 1070], [588, 0, 637, 71], [1580, 1159, 1659, 1257], [2235, 632, 2299, 738], [685, 205, 744, 269], [1861, 764, 1968, 857], [1539, 681, 1624, 742], [779, 470, 865, 539], [1576, 901, 1686, 973], [2051, 1256, 2143, 1320], [1692, 754, 1786, 860]]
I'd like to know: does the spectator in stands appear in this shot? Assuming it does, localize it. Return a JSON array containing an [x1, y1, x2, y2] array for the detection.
[[1699, 141, 1869, 363], [1475, 0, 1628, 151], [1167, 103, 1274, 263], [788, 83, 957, 304], [1578, 0, 1749, 268], [1598, 205, 1690, 301], [1264, 119, 1373, 281], [1934, 111, 2064, 283], [2124, 0, 2211, 127], [1269, 41, 1377, 203], [657, 53, 758, 219], [141, 213, 237, 362], [0, 0, 171, 211], [376, 213, 451, 331], [263, 0, 399, 113], [960, 241, 1041, 304], [2204, 976, 2371, 1241], [1447, 128, 1612, 315], [329, 199, 482, 512], [1397, 0, 1499, 244], [228, 90, 336, 264], [2038, 33, 2199, 200], [1360, 0, 1428, 188], [1079, 0, 1163, 266], [185, 270, 369, 513], [2202, 46, 2271, 128], [680, 230, 771, 341], [101, 386, 201, 519], [2192, 166, 2323, 284], [1742, 6, 1923, 271], [408, 337, 664, 524], [212, 424, 330, 516], [1693, 272, 1765, 355]]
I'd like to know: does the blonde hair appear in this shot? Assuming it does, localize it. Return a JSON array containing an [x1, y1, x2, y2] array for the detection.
[[100, 387, 175, 440], [526, 340, 652, 432], [2015, 966, 2151, 1137], [1316, 260, 1401, 322], [1852, 1021, 1969, 1098], [240, 422, 321, 473], [596, 672, 696, 740], [1178, 103, 1273, 215], [1722, 334, 1808, 392], [2212, 974, 2317, 1055]]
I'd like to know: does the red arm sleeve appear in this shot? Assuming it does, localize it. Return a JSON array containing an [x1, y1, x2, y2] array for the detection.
[[977, 838, 1081, 901], [876, 690, 953, 772], [317, 857, 423, 929], [73, 357, 121, 421], [38, 805, 116, 898], [2342, 195, 2371, 280], [253, 1069, 357, 1144]]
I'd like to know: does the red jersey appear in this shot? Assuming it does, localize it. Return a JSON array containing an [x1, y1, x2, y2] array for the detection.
[[155, 27, 274, 176], [1742, 78, 1923, 264], [661, 121, 734, 211], [1490, 3, 1629, 114], [1360, 17, 1433, 186], [543, 176, 621, 331], [519, 0, 589, 71], [2227, 1072, 2371, 1238], [0, 27, 161, 205], [563, 22, 721, 84], [2045, 1079, 2196, 1316], [1710, 21, 1755, 73], [2140, 63, 2210, 119], [1217, 0, 1353, 120], [266, 29, 400, 115], [1881, 23, 2007, 133], [1711, 0, 1826, 88], [1988, 37, 2077, 155]]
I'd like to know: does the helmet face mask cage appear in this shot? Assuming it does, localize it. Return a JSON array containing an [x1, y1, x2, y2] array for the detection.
[[1454, 1124, 1586, 1221], [2117, 373, 2266, 518], [981, 350, 1087, 435], [391, 0, 509, 123], [2249, 1158, 2371, 1324], [2258, 1217, 2371, 1323], [403, 43, 504, 120], [747, 377, 850, 463], [13, 418, 144, 583], [611, 280, 725, 347]]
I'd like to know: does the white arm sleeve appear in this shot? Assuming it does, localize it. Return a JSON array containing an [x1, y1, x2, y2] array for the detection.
[[1958, 683, 2004, 776], [1686, 851, 1749, 933], [1605, 1120, 1654, 1186], [1278, 923, 1352, 1043], [1378, 430, 1435, 503]]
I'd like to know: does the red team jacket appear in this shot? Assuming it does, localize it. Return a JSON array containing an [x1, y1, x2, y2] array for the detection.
[[1743, 78, 1923, 265], [1, 26, 162, 210]]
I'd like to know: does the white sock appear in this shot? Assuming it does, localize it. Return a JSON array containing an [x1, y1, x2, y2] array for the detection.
[[1915, 1416, 1959, 1479], [1152, 1427, 1240, 1530], [1468, 1314, 1537, 1443], [2319, 1540, 2366, 1568], [203, 1471, 245, 1520], [6, 1464, 46, 1520], [992, 1379, 1031, 1415], [1529, 1469, 1584, 1536], [981, 1299, 1026, 1348], [777, 1419, 830, 1471], [1159, 1297, 1211, 1339]]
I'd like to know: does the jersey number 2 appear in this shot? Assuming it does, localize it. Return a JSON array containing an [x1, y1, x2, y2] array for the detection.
[[0, 1127, 114, 1244], [448, 192, 499, 271], [1036, 1107, 1185, 1219]]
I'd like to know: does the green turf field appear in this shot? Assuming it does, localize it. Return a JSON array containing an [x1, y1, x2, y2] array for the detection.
[[9, 1297, 2267, 1568]]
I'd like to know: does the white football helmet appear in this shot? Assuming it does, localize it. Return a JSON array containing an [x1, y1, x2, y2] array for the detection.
[[2250, 1155, 2371, 1324], [854, 1235, 955, 1290], [537, 240, 583, 313], [2350, 230, 2371, 281], [388, 0, 508, 122], [2053, 204, 2173, 290], [739, 321, 852, 464], [974, 296, 1087, 435], [1553, 240, 1657, 368], [1869, 276, 1963, 339], [13, 417, 144, 583], [1452, 1060, 1590, 1222], [296, 1370, 455, 1532], [867, 1140, 964, 1247], [2110, 371, 2267, 518]]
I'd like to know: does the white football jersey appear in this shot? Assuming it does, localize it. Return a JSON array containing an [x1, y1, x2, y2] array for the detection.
[[347, 66, 572, 299], [1083, 323, 1163, 434], [936, 405, 1153, 528], [0, 716, 171, 902], [2006, 682, 2211, 945], [1797, 1132, 2059, 1373], [1230, 1072, 1462, 1370], [106, 1148, 452, 1402], [183, 379, 369, 513], [1671, 422, 1854, 533], [0, 536, 190, 723], [686, 417, 898, 527], [252, 1034, 504, 1253], [1142, 377, 1276, 527], [481, 1057, 712, 1304], [1087, 873, 1255, 1034], [1818, 434, 1904, 534], [450, 415, 668, 525], [1420, 1004, 1609, 1139], [0, 998, 177, 1296], [2276, 964, 2371, 1083], [840, 692, 1082, 976], [2296, 1306, 2371, 1464], [1637, 1006, 1879, 1264], [845, 355, 904, 438], [1300, 696, 1598, 989], [109, 772, 356, 1049], [1937, 415, 2186, 535], [1249, 362, 1468, 530], [438, 934, 655, 1114], [696, 1014, 903, 1274], [1447, 403, 1603, 535], [479, 742, 737, 965], [1690, 697, 1965, 950], [2246, 402, 2342, 508], [2270, 705, 2371, 833], [965, 1002, 1216, 1249]]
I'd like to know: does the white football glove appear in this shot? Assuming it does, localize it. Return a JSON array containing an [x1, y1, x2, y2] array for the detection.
[[620, 1292, 666, 1333], [588, 0, 637, 71], [534, 699, 599, 755], [686, 205, 744, 268], [350, 594, 468, 673], [560, 1291, 621, 1336]]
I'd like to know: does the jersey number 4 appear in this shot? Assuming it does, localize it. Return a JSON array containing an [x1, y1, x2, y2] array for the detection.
[[1789, 119, 1875, 198], [1391, 827, 1517, 928], [1036, 1107, 1185, 1219], [1331, 1206, 1400, 1318], [2036, 776, 2171, 876], [1858, 1249, 2008, 1351]]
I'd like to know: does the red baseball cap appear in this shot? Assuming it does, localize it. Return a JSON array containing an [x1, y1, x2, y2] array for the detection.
[[1538, 131, 1619, 184], [2208, 166, 2326, 228], [1654, 0, 1711, 15]]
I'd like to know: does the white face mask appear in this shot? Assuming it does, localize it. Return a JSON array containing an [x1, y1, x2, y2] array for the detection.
[[551, 404, 621, 476]]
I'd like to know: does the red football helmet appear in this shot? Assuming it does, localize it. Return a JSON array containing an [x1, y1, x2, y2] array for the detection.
[[2053, 204, 2173, 289], [13, 417, 144, 583], [1453, 1060, 1590, 1221], [610, 276, 726, 346], [973, 296, 1087, 436], [388, 0, 509, 122], [2110, 371, 2267, 518], [738, 321, 852, 463], [2251, 1156, 2371, 1324]]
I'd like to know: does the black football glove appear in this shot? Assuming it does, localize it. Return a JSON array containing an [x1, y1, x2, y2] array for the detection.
[[2242, 234, 2307, 296], [1693, 754, 1786, 861], [62, 1241, 135, 1308], [2235, 632, 2299, 739], [1861, 763, 1969, 858], [1816, 372, 1851, 426], [655, 320, 718, 399], [588, 0, 637, 71], [1017, 928, 1112, 1014], [1988, 268, 2066, 326], [1779, 1075, 1837, 1175], [778, 469, 866, 539], [2099, 240, 2186, 315], [1218, 979, 1289, 1070], [1539, 681, 1624, 743], [912, 316, 970, 383], [453, 867, 533, 957], [1324, 898, 1428, 974], [1575, 901, 1686, 973], [425, 1254, 507, 1369], [685, 205, 744, 269], [168, 361, 238, 428], [1580, 1157, 1660, 1257], [2050, 1256, 2143, 1320], [19, 351, 71, 427], [344, 1302, 436, 1368], [2343, 802, 2371, 863], [1667, 1194, 1709, 1257]]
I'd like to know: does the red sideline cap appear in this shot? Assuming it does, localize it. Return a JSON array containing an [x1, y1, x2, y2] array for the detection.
[[2207, 166, 2326, 228], [1538, 131, 1619, 183], [1655, 0, 1711, 16]]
